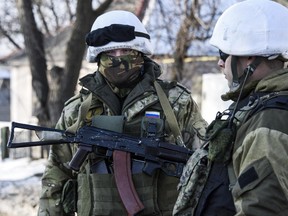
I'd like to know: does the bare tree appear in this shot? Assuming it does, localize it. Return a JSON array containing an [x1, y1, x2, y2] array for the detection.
[[0, 25, 22, 50], [14, 0, 113, 126], [4, 0, 230, 125], [135, 0, 150, 21], [34, 1, 51, 36], [16, 0, 50, 126], [146, 0, 226, 84], [0, 1, 23, 51], [60, 0, 113, 110], [159, 0, 220, 81], [172, 0, 219, 82]]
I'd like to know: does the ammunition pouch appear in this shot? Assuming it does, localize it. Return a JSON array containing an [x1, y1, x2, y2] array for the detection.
[[61, 179, 78, 214], [205, 119, 236, 163], [173, 146, 209, 215], [141, 116, 164, 138]]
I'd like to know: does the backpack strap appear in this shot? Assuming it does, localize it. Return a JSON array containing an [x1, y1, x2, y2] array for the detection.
[[244, 91, 288, 122], [154, 81, 185, 147]]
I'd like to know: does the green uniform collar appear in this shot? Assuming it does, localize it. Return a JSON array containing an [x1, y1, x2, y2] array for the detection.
[[79, 57, 162, 115], [221, 68, 288, 102]]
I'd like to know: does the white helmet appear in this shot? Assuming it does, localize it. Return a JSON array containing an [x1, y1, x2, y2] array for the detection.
[[86, 10, 153, 63], [210, 0, 288, 61]]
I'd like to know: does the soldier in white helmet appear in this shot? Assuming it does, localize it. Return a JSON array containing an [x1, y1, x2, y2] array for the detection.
[[38, 10, 207, 216], [174, 0, 288, 215]]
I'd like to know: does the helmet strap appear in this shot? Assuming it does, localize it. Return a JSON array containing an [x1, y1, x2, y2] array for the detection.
[[230, 56, 262, 89], [228, 56, 262, 127], [243, 56, 262, 75], [231, 56, 240, 89]]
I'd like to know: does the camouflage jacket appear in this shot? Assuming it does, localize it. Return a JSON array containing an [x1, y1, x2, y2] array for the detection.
[[230, 68, 288, 215], [174, 68, 288, 216], [38, 57, 207, 216]]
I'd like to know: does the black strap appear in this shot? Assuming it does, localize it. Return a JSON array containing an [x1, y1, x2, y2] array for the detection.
[[86, 24, 150, 47], [244, 57, 262, 75], [246, 93, 288, 121], [231, 56, 239, 88], [231, 56, 262, 89]]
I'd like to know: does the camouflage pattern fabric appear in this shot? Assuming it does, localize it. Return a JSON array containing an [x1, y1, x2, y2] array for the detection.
[[174, 68, 288, 216], [38, 57, 208, 216], [98, 50, 144, 88], [173, 146, 210, 216], [205, 119, 236, 163]]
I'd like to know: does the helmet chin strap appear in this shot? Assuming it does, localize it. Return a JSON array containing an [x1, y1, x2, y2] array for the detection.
[[243, 57, 263, 76], [230, 56, 240, 89], [230, 56, 262, 90], [228, 56, 262, 127]]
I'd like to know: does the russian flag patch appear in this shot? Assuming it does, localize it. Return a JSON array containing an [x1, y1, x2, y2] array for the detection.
[[145, 111, 160, 118]]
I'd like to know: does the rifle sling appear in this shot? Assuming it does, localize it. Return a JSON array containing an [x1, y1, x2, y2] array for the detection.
[[113, 150, 144, 216], [154, 81, 184, 146]]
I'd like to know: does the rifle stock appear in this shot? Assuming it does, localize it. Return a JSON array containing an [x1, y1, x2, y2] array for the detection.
[[8, 121, 193, 177]]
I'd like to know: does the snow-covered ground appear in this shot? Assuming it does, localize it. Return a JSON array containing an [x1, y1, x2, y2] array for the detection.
[[0, 157, 46, 181], [0, 157, 46, 216]]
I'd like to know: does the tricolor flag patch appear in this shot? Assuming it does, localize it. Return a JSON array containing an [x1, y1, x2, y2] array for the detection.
[[145, 111, 160, 118]]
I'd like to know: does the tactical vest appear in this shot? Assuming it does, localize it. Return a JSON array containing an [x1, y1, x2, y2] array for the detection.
[[72, 80, 187, 215], [174, 91, 288, 216], [76, 114, 180, 216]]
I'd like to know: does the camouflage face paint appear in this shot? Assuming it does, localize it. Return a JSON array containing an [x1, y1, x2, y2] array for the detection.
[[98, 50, 144, 88]]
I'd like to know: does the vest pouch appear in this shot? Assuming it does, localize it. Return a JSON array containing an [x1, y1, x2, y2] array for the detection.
[[89, 173, 126, 215], [141, 116, 164, 138], [133, 172, 161, 215], [77, 173, 92, 216], [61, 179, 78, 214], [173, 147, 209, 216], [88, 172, 159, 215], [92, 115, 124, 133], [206, 119, 236, 163], [157, 171, 180, 215]]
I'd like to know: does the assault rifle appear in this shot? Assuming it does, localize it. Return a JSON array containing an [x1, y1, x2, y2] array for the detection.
[[7, 121, 192, 178], [8, 121, 193, 215]]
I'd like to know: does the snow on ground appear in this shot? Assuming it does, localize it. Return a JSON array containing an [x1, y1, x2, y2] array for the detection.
[[0, 157, 46, 216], [0, 157, 46, 181]]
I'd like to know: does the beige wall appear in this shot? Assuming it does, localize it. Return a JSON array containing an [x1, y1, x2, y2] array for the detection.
[[8, 61, 96, 124], [201, 73, 231, 124], [9, 59, 227, 125], [10, 66, 35, 124]]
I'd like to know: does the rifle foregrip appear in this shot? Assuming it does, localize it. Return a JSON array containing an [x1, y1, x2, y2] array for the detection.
[[69, 147, 90, 171]]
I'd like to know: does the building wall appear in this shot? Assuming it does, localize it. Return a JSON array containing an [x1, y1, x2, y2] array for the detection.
[[10, 66, 34, 124], [8, 57, 229, 126], [201, 73, 231, 124], [0, 66, 11, 125], [156, 57, 233, 124], [0, 79, 10, 122]]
